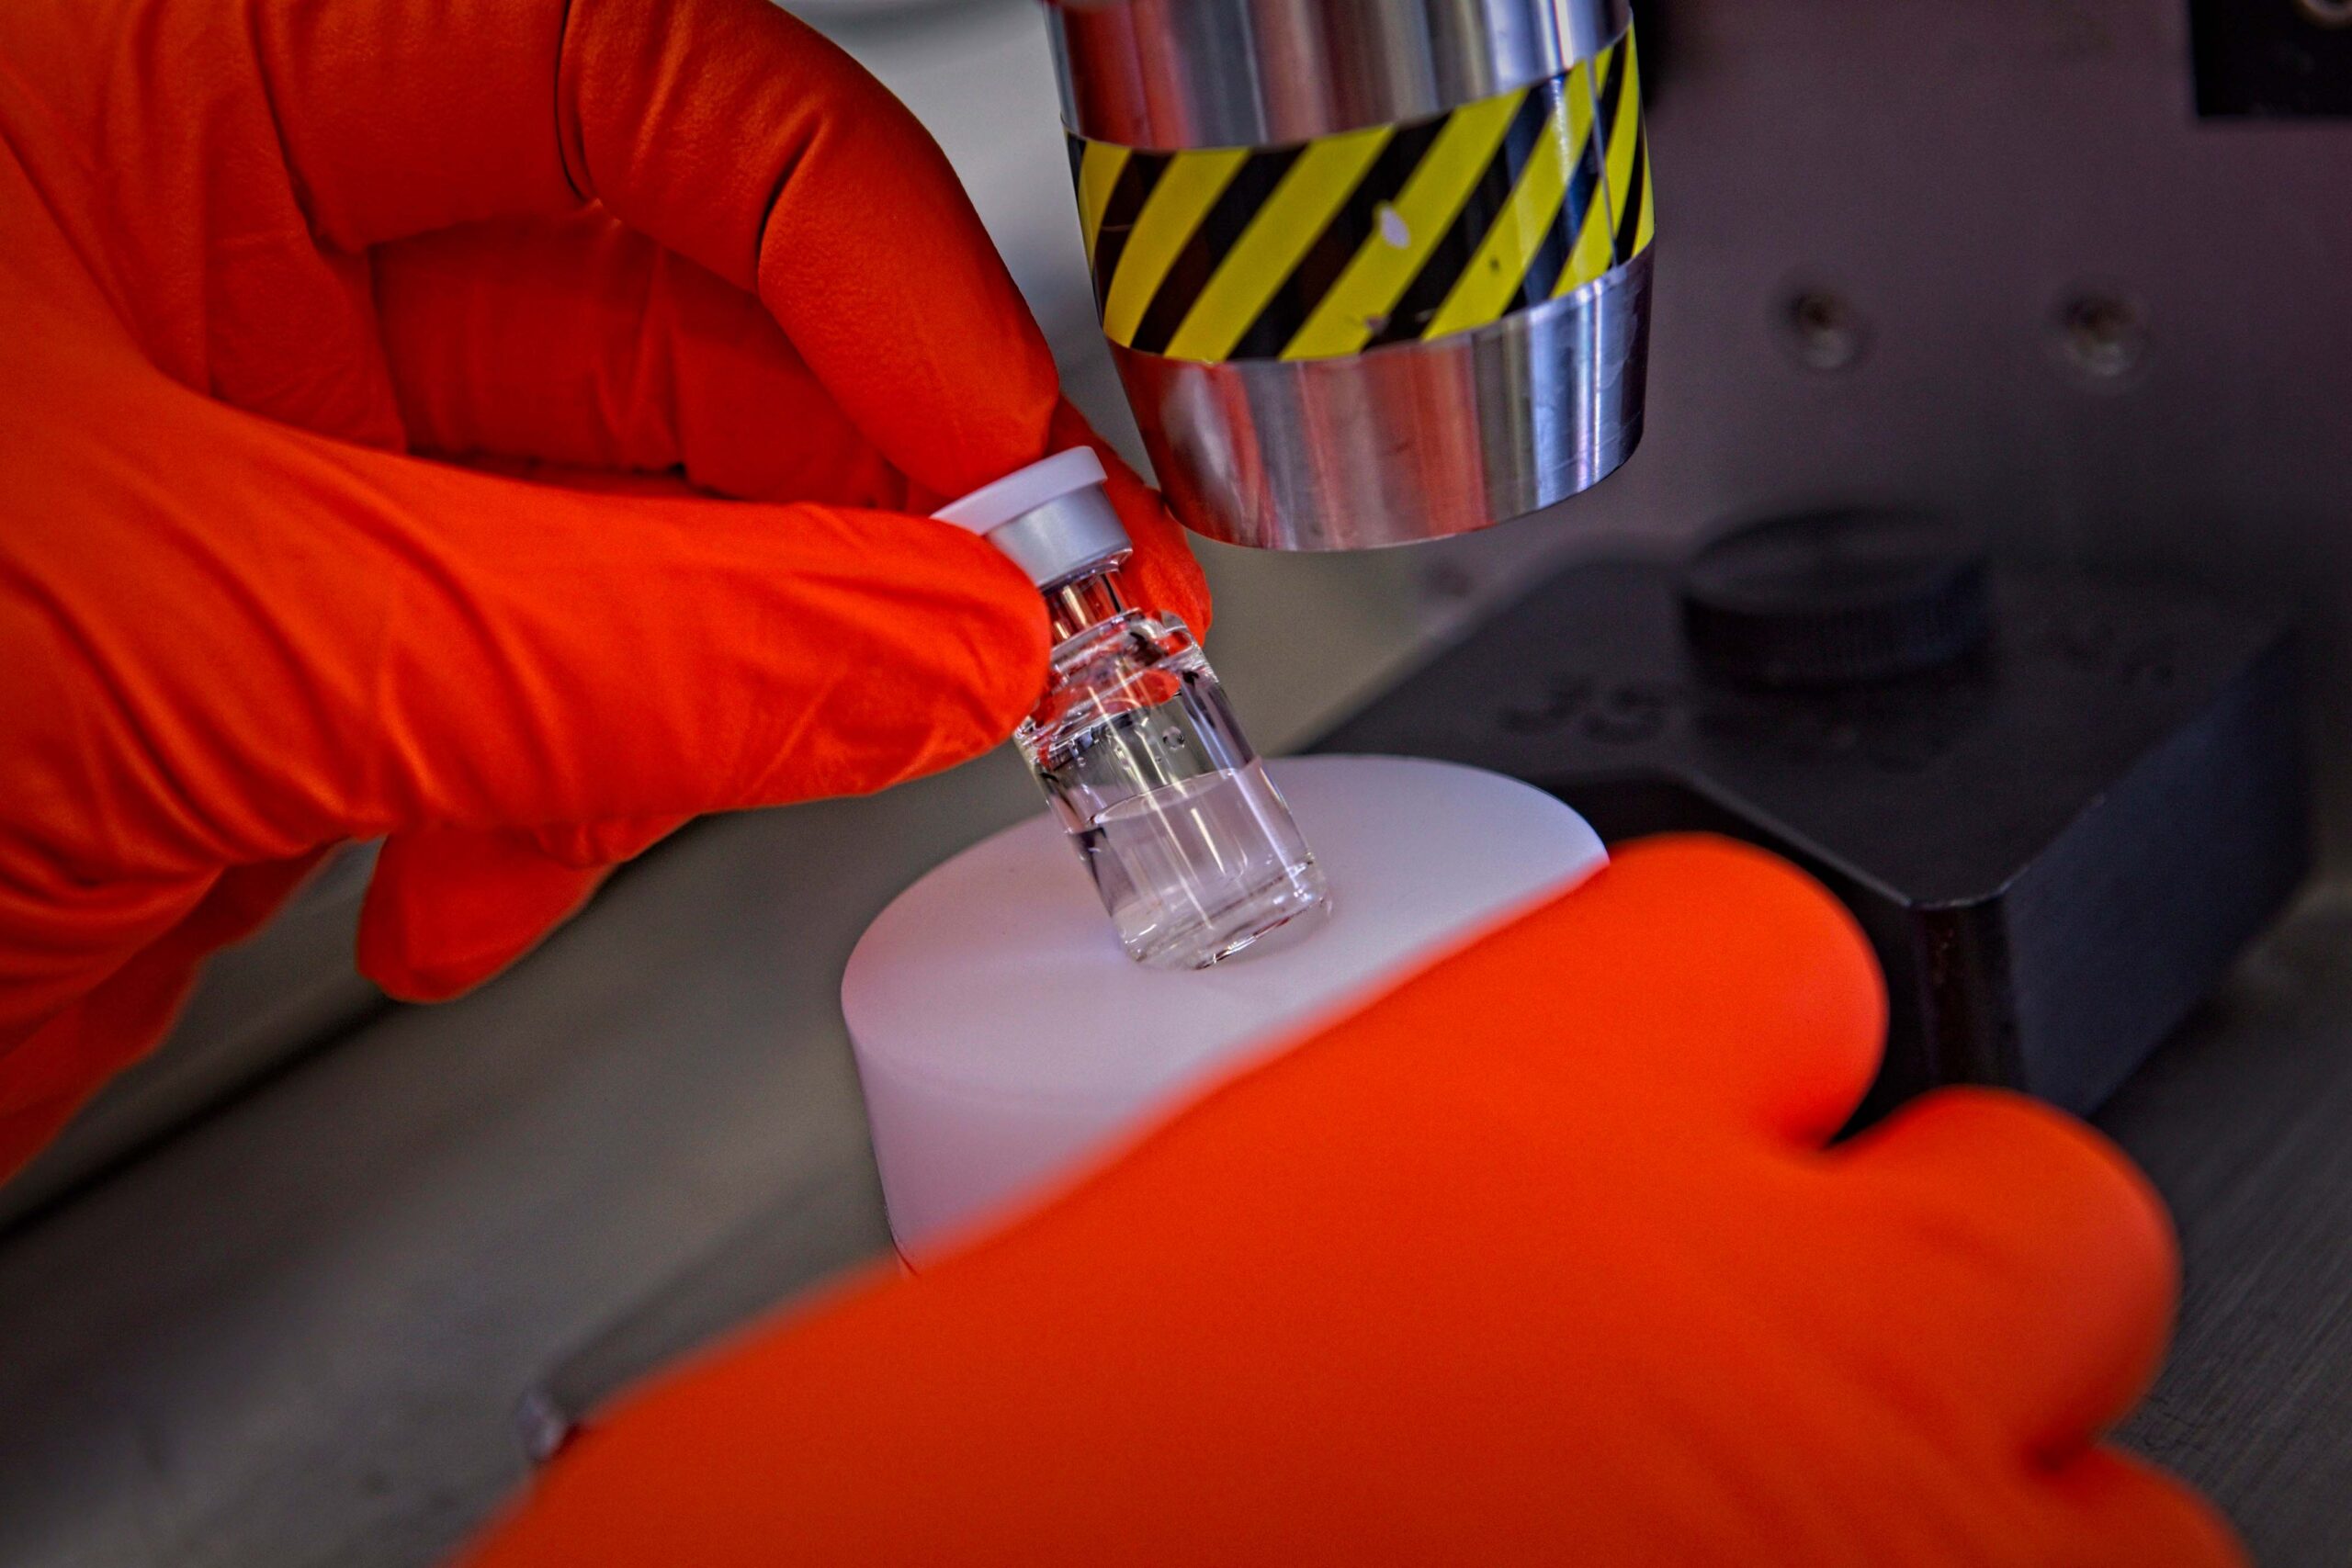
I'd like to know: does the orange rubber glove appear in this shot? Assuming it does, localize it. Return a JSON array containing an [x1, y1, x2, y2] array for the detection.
[[467, 838, 2240, 1566], [0, 0, 1207, 1179]]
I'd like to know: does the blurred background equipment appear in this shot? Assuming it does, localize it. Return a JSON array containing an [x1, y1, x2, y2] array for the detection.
[[1320, 510, 2309, 1123], [6, 1, 2352, 1564]]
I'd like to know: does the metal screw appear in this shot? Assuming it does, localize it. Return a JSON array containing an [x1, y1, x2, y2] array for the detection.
[[2055, 291, 2150, 386], [1780, 288, 1870, 373]]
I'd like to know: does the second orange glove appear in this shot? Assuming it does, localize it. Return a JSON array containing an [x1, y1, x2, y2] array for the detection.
[[468, 837, 2242, 1567]]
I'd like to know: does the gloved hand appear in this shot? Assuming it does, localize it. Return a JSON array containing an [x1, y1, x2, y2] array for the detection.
[[0, 0, 1206, 1179], [466, 837, 2239, 1566]]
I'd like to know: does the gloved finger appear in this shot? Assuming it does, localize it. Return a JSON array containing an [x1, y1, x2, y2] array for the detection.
[[372, 211, 910, 511], [443, 457, 727, 502], [377, 235, 1182, 656], [1333, 833, 1888, 1145], [324, 469, 1046, 835], [1046, 400, 1213, 635], [0, 863, 216, 1059], [359, 817, 684, 1000], [358, 829, 618, 1001], [2040, 1450, 2245, 1568], [68, 389, 1048, 865], [1, 854, 325, 1182], [243, 0, 1057, 498], [1830, 1089, 2177, 1464]]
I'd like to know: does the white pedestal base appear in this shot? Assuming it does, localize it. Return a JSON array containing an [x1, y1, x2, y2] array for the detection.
[[842, 755, 1606, 1260]]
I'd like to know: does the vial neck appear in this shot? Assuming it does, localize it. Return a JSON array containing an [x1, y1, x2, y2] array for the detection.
[[1046, 562, 1134, 644]]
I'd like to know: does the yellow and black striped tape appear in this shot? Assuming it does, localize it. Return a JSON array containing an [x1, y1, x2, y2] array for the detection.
[[1069, 28, 1654, 366]]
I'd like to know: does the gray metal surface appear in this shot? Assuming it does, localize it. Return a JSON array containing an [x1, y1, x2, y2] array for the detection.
[[1045, 0, 1630, 146], [515, 1168, 893, 1465], [1113, 254, 1651, 550], [0, 848, 384, 1233], [2105, 889, 2352, 1564]]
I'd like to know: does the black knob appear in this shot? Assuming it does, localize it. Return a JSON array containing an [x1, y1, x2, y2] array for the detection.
[[1679, 509, 1991, 688]]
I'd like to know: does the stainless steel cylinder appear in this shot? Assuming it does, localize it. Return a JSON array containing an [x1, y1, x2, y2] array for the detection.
[[1045, 0, 1655, 550]]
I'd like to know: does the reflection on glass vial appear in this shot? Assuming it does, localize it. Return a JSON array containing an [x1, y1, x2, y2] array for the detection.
[[1016, 570, 1329, 969]]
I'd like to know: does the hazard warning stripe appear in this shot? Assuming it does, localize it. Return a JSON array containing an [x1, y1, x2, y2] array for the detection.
[[1221, 115, 1449, 361], [1100, 149, 1248, 347], [1073, 140, 1129, 269], [1282, 88, 1530, 359], [1598, 30, 1653, 268], [1553, 52, 1620, 301], [1626, 43, 1657, 257], [1070, 25, 1653, 365], [1419, 72, 1599, 340], [1362, 82, 1559, 348], [1080, 146, 1168, 317], [1161, 123, 1395, 363]]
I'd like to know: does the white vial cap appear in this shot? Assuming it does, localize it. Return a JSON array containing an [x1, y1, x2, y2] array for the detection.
[[933, 448, 1131, 589]]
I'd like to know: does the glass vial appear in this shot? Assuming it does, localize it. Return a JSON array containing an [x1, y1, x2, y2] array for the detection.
[[934, 450, 1329, 970], [1018, 565, 1328, 968]]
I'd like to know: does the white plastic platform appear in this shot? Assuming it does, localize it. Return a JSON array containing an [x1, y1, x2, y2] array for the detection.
[[841, 755, 1608, 1259]]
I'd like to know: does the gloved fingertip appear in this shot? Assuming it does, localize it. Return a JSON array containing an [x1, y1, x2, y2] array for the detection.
[[2044, 1450, 2249, 1568], [358, 829, 612, 1001], [1127, 517, 1215, 637], [713, 505, 1051, 801], [1839, 1088, 2179, 1461], [1046, 400, 1212, 634], [959, 555, 1057, 739], [1524, 835, 1887, 1141]]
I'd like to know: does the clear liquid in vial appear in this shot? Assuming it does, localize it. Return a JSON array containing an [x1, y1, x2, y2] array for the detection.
[[1076, 761, 1329, 969], [1017, 562, 1330, 971]]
